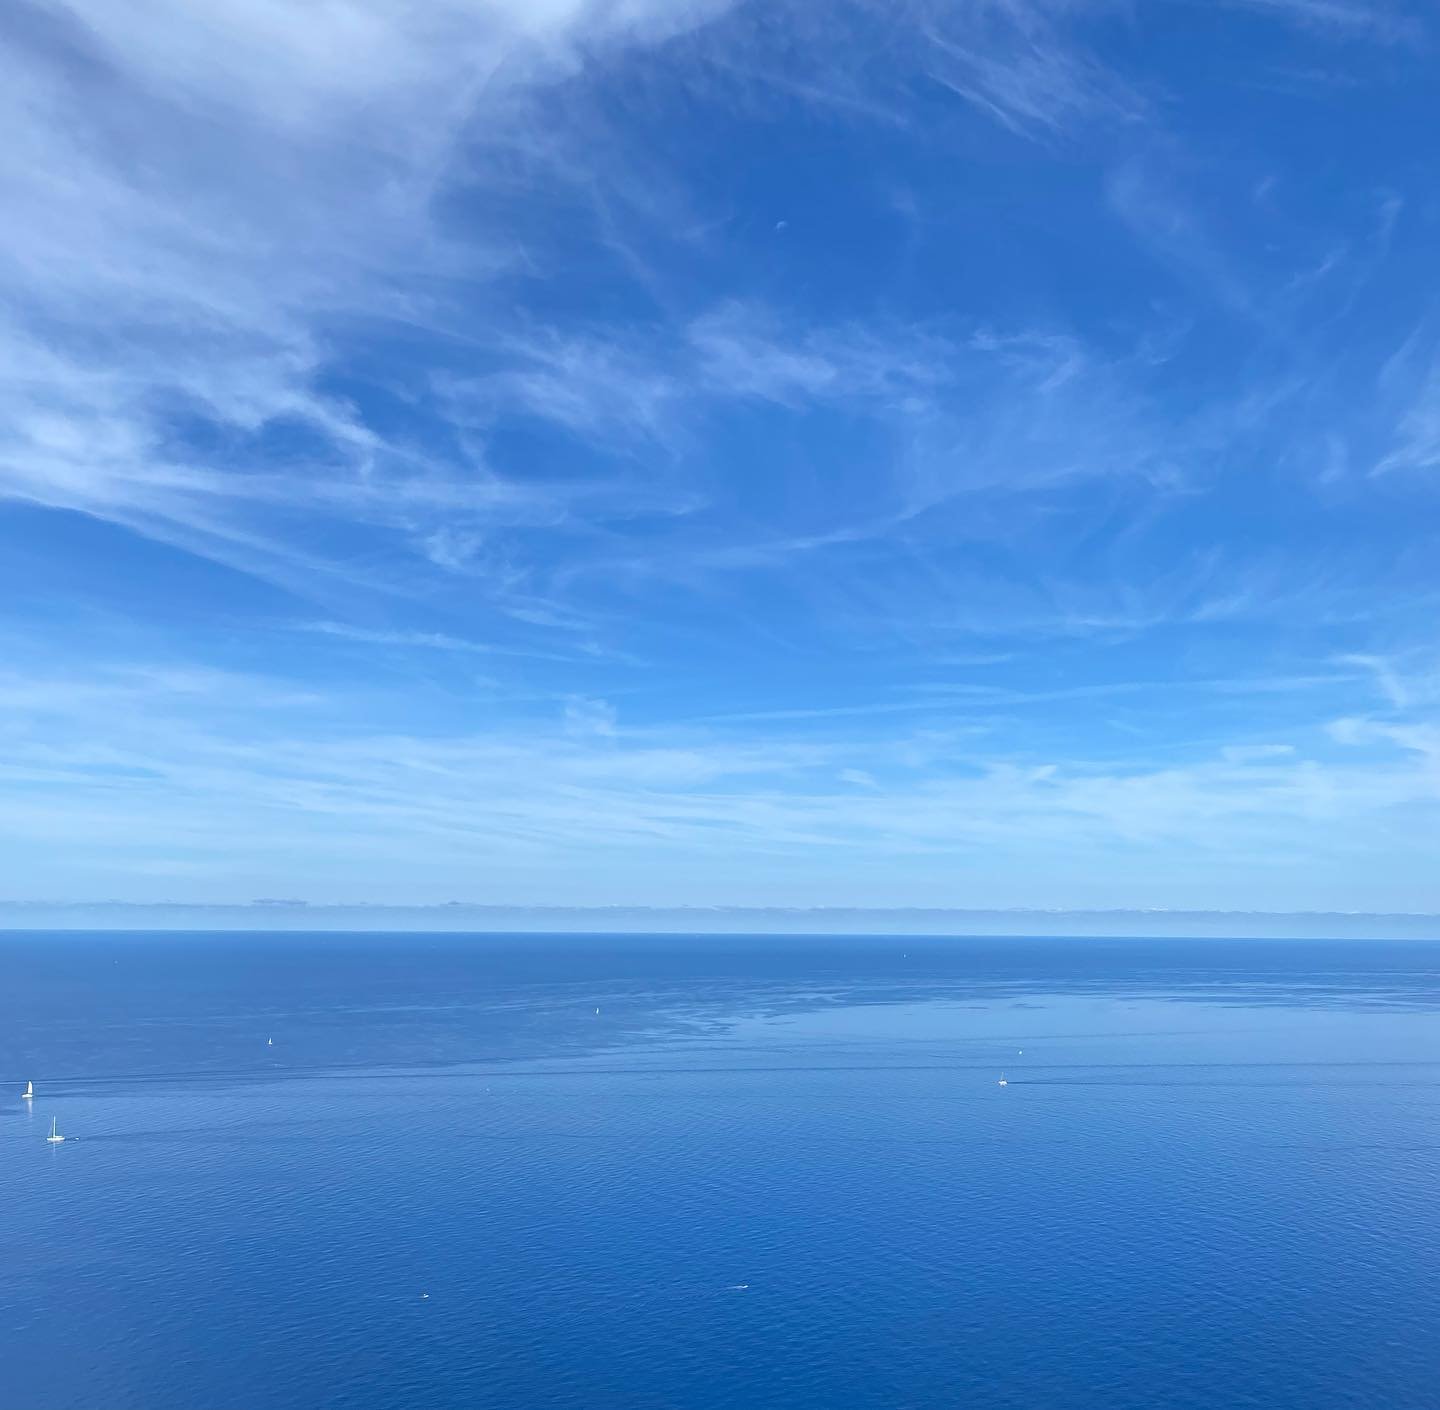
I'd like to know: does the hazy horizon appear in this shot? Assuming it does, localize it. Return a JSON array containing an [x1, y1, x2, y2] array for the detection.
[[4, 900, 1438, 941]]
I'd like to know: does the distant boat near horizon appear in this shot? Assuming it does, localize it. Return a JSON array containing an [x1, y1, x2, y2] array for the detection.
[[46, 1117, 65, 1144], [22, 1081, 33, 1101], [997, 1074, 1008, 1087]]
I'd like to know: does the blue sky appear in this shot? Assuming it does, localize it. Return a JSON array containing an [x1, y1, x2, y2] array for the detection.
[[2, 0, 1438, 911]]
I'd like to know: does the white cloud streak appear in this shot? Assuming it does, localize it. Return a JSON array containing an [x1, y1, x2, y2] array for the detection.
[[1220, 0, 1426, 43], [0, 662, 1437, 907], [0, 0, 733, 599], [3, 0, 1438, 911]]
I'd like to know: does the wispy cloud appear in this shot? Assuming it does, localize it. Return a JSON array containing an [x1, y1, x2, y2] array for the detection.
[[0, 0, 1357, 644], [0, 0, 1152, 617], [1221, 0, 1426, 44], [907, 0, 1142, 138], [298, 620, 552, 660], [1, 657, 1437, 907], [696, 0, 1144, 140], [1372, 360, 1440, 476], [1106, 158, 1259, 317], [689, 300, 952, 405], [441, 299, 956, 453], [4, 1, 1439, 910], [0, 0, 736, 602]]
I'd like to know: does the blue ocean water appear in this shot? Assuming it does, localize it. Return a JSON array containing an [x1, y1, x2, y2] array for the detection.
[[2, 933, 1438, 1409]]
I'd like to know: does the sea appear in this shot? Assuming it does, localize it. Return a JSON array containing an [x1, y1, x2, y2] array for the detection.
[[1, 932, 1438, 1409]]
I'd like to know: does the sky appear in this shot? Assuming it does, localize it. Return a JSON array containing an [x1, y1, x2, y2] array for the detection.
[[1, 0, 1439, 913]]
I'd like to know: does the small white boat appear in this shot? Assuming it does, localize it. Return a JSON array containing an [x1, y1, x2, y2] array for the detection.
[[997, 1074, 1008, 1087], [267, 1038, 273, 1047], [46, 1117, 65, 1144], [22, 1081, 33, 1101]]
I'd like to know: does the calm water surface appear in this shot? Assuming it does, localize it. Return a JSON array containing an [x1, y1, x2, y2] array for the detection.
[[2, 932, 1438, 1408]]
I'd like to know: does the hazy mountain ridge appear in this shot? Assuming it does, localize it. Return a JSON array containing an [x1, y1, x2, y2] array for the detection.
[[4, 902, 1437, 939]]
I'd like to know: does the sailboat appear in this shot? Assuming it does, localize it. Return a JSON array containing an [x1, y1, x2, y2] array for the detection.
[[22, 1081, 33, 1101], [46, 1117, 65, 1144]]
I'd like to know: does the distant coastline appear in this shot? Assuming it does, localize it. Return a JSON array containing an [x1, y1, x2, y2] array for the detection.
[[2, 902, 1437, 940]]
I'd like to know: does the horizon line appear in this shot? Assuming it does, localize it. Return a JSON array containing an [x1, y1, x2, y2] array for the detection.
[[2, 901, 1440, 918], [2, 901, 1438, 941]]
